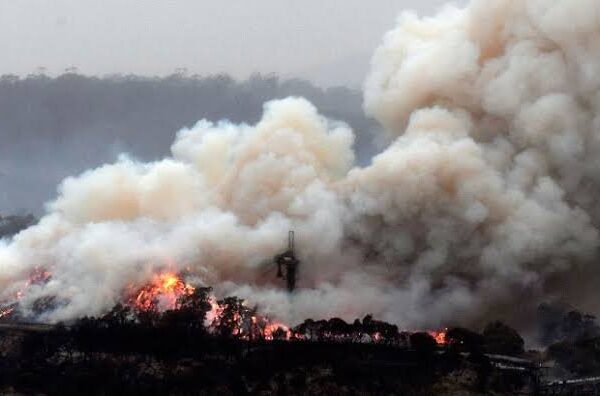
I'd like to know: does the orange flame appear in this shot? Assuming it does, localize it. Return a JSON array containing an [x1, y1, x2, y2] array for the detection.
[[0, 267, 52, 320], [129, 272, 195, 312]]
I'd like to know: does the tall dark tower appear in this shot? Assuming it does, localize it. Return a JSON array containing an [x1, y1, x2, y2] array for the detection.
[[274, 231, 299, 292]]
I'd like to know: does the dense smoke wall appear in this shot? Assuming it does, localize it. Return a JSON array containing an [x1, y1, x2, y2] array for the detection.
[[2, 0, 600, 329], [0, 73, 377, 214]]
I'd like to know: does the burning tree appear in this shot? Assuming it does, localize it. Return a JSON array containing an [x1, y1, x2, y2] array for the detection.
[[212, 296, 254, 338]]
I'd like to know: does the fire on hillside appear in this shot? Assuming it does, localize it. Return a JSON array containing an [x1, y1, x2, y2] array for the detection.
[[0, 269, 447, 345]]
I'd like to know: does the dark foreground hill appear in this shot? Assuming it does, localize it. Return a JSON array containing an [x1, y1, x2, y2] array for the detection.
[[0, 291, 550, 396], [0, 322, 537, 396], [4, 292, 600, 394]]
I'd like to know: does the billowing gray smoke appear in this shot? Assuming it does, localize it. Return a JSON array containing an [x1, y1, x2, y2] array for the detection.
[[1, 0, 600, 329]]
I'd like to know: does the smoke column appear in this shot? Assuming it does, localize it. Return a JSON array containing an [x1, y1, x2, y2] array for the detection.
[[2, 0, 600, 328]]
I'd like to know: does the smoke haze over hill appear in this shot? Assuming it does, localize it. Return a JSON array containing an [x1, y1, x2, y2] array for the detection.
[[0, 74, 378, 214]]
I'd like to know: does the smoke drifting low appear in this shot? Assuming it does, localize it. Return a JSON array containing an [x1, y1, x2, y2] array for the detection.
[[2, 0, 600, 329]]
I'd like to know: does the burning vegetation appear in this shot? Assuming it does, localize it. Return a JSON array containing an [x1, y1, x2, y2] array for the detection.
[[127, 272, 195, 312], [0, 229, 447, 347], [122, 271, 295, 341], [1, 268, 447, 345]]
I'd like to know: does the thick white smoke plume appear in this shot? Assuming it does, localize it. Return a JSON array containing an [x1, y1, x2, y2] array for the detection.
[[2, 0, 600, 328]]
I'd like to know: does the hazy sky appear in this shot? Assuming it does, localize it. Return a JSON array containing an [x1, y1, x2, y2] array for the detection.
[[0, 0, 453, 87]]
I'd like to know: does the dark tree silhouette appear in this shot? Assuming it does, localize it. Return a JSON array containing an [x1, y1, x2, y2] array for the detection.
[[101, 303, 133, 328], [160, 287, 212, 332], [483, 321, 524, 356], [446, 327, 484, 353], [410, 332, 437, 354]]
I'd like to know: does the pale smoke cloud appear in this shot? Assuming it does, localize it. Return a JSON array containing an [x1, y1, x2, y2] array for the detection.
[[2, 0, 600, 328]]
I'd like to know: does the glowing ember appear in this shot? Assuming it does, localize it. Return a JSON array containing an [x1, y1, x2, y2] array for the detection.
[[429, 330, 447, 345], [128, 272, 195, 312]]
